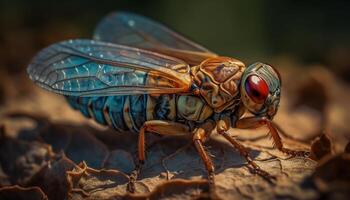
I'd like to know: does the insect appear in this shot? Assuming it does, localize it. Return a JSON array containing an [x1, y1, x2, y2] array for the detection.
[[27, 11, 309, 194]]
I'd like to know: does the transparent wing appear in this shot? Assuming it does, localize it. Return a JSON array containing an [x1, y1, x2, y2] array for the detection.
[[27, 39, 192, 97], [93, 11, 217, 65]]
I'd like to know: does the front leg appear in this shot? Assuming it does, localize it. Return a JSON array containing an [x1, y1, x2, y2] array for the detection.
[[127, 120, 190, 193], [216, 119, 273, 179], [236, 117, 309, 157]]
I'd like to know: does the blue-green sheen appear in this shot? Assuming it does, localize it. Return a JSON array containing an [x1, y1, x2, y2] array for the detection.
[[65, 94, 176, 133]]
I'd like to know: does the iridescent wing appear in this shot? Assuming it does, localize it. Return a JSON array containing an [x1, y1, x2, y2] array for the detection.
[[93, 11, 217, 65], [27, 39, 192, 97]]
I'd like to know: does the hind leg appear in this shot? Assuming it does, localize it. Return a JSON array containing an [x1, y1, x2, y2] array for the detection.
[[127, 120, 190, 193]]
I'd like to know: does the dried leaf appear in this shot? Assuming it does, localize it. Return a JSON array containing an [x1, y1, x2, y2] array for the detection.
[[0, 165, 10, 186], [27, 155, 77, 200], [0, 185, 47, 200], [313, 153, 350, 198], [125, 179, 209, 200], [67, 162, 129, 200], [310, 133, 332, 160], [14, 114, 111, 169], [345, 142, 350, 153], [0, 132, 53, 184]]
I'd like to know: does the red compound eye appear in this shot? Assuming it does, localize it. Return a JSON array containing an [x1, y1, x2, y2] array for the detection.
[[245, 75, 269, 104]]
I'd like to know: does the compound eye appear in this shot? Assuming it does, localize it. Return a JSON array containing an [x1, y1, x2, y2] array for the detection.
[[245, 75, 269, 104]]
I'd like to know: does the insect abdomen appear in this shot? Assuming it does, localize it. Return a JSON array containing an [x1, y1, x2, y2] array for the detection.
[[65, 94, 176, 133], [66, 96, 107, 124]]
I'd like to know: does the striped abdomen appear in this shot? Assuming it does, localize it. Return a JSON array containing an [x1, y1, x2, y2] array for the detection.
[[66, 94, 177, 133]]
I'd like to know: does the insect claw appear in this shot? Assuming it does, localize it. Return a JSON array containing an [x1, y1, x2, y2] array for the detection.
[[126, 182, 135, 193], [247, 164, 275, 182], [280, 148, 310, 158]]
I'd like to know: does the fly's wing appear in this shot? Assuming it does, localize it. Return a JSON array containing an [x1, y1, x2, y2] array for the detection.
[[27, 39, 192, 97], [93, 11, 217, 65]]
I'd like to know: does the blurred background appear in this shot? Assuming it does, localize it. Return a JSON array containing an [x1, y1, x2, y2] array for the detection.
[[0, 0, 350, 79]]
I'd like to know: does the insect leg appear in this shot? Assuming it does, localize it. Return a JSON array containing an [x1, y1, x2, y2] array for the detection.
[[192, 121, 217, 196], [127, 120, 190, 193], [236, 117, 310, 157], [217, 119, 274, 179]]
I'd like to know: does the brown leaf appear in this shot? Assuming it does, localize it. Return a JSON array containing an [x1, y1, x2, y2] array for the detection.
[[0, 131, 53, 184], [26, 155, 77, 200], [345, 142, 350, 153], [0, 185, 47, 200], [30, 120, 109, 169], [0, 164, 10, 186], [125, 179, 209, 200], [67, 162, 129, 200], [310, 133, 333, 160], [313, 153, 350, 198]]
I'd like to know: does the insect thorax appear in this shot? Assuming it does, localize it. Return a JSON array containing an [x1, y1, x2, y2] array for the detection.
[[191, 56, 246, 113]]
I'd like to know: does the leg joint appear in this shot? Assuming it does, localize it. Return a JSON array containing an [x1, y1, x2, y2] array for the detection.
[[192, 128, 207, 142]]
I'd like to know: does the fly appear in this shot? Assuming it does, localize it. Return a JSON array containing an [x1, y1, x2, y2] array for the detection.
[[27, 11, 309, 195]]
